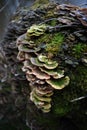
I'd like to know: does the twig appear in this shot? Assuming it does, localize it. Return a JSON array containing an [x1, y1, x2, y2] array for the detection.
[[39, 18, 58, 25], [46, 24, 81, 32]]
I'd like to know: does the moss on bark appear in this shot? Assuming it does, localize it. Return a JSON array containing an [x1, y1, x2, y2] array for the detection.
[[0, 1, 87, 130]]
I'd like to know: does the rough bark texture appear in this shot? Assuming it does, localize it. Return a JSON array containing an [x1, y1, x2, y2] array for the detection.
[[0, 1, 87, 130]]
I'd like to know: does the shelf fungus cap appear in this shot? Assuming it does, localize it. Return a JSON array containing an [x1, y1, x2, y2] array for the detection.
[[27, 24, 47, 37], [17, 51, 25, 61], [38, 54, 58, 69], [18, 44, 39, 53], [30, 57, 58, 69], [35, 87, 53, 96], [26, 74, 36, 82], [23, 60, 35, 70], [30, 89, 52, 103], [38, 54, 48, 63], [30, 92, 51, 113], [40, 68, 64, 79], [38, 54, 57, 65], [26, 67, 50, 80], [42, 103, 51, 113], [25, 53, 32, 60], [43, 62, 58, 70], [42, 108, 51, 113], [32, 68, 50, 80], [22, 60, 35, 72], [16, 34, 26, 46], [46, 76, 70, 89], [30, 57, 43, 67], [30, 91, 45, 107]]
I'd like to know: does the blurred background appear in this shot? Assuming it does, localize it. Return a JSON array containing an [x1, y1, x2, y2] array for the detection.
[[0, 0, 87, 40]]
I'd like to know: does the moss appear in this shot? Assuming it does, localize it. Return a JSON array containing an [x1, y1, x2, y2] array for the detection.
[[45, 10, 55, 18], [31, 0, 49, 10], [62, 65, 87, 103], [52, 92, 71, 116], [50, 19, 57, 26], [72, 66, 87, 91], [72, 43, 87, 58], [53, 104, 70, 116], [34, 32, 64, 56], [36, 114, 60, 130], [51, 64, 87, 118], [45, 33, 64, 55], [35, 33, 51, 45]]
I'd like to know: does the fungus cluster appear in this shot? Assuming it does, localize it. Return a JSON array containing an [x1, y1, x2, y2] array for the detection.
[[16, 24, 70, 113], [26, 24, 47, 37]]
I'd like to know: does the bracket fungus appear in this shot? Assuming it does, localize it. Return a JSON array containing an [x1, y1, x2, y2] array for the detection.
[[1, 2, 87, 129], [17, 24, 70, 113], [46, 76, 70, 90], [30, 86, 53, 113], [40, 68, 64, 79], [26, 24, 47, 37], [30, 56, 58, 69]]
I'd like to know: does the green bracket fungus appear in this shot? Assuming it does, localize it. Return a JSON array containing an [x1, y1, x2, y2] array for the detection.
[[40, 67, 64, 79], [2, 2, 87, 129], [17, 24, 70, 113], [30, 57, 44, 67], [31, 89, 52, 102], [18, 44, 40, 53], [26, 24, 47, 37], [46, 76, 70, 90], [38, 54, 49, 63], [35, 87, 53, 96], [30, 86, 53, 113], [38, 54, 58, 66], [30, 57, 58, 69], [17, 51, 25, 61]]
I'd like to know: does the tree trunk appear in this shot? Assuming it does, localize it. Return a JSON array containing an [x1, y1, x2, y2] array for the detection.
[[0, 1, 87, 130]]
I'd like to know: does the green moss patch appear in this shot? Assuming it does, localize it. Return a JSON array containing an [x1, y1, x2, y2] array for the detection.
[[72, 43, 87, 58], [31, 0, 49, 10], [45, 33, 64, 55]]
